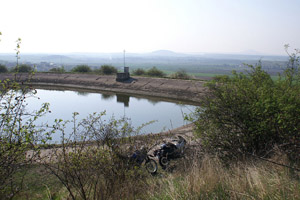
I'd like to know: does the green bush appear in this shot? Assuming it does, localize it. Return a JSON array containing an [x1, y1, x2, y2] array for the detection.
[[0, 79, 52, 198], [132, 68, 146, 76], [43, 113, 150, 200], [0, 64, 8, 73], [146, 67, 165, 77], [71, 65, 91, 73], [97, 64, 118, 75], [49, 66, 65, 73], [193, 50, 300, 160], [11, 64, 33, 73], [170, 69, 191, 79]]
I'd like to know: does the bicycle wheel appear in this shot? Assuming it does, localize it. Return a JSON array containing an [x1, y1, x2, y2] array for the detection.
[[145, 159, 158, 174]]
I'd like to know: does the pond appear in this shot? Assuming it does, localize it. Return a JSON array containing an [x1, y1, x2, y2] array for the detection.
[[25, 88, 197, 142]]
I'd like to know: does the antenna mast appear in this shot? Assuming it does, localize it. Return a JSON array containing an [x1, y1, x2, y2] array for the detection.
[[123, 49, 126, 68]]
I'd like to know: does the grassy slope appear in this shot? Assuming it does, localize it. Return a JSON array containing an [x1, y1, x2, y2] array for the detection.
[[13, 153, 299, 200]]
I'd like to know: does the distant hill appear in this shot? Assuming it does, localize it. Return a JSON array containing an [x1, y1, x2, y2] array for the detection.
[[41, 55, 73, 62], [148, 50, 187, 57], [238, 49, 264, 55], [0, 50, 288, 75]]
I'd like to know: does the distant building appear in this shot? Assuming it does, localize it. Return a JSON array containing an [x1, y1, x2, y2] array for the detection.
[[116, 67, 130, 81]]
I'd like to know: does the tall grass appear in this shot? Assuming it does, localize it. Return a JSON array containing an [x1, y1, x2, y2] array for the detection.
[[148, 154, 300, 200], [12, 153, 299, 199]]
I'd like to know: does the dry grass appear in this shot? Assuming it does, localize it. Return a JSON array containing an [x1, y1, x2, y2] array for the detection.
[[147, 154, 300, 200], [12, 149, 300, 200]]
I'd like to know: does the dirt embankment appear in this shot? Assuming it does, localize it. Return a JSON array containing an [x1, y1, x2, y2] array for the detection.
[[0, 73, 207, 103]]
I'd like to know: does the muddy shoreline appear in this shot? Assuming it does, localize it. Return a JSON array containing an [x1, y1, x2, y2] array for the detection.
[[0, 72, 207, 103]]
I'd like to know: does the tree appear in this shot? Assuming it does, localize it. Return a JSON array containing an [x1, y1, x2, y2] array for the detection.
[[0, 64, 8, 73], [192, 48, 300, 161], [71, 65, 92, 73], [97, 64, 118, 75], [146, 67, 165, 77]]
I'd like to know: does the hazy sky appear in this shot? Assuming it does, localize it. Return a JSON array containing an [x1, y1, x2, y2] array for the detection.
[[0, 0, 299, 55]]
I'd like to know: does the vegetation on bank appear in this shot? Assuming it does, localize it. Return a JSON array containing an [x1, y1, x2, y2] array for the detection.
[[48, 64, 191, 80], [71, 65, 92, 73], [190, 47, 300, 163], [12, 152, 300, 200], [0, 64, 8, 73], [50, 64, 118, 75], [96, 64, 118, 75], [0, 63, 33, 73], [11, 64, 34, 73], [49, 66, 65, 73]]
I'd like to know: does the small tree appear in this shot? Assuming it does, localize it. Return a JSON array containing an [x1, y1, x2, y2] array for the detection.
[[0, 64, 8, 73], [97, 64, 118, 75], [146, 67, 165, 77], [71, 65, 91, 73]]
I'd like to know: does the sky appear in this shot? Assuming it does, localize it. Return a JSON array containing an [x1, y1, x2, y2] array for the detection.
[[0, 0, 299, 55]]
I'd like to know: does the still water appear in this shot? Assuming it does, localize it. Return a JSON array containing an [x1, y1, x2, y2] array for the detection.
[[26, 89, 196, 142]]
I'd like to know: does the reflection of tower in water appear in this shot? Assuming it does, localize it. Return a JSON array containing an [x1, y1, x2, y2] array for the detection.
[[116, 94, 130, 107]]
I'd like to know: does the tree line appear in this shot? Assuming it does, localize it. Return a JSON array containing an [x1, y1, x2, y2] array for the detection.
[[0, 63, 193, 79]]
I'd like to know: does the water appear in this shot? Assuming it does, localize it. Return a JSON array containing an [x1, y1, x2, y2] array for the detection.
[[25, 89, 196, 142]]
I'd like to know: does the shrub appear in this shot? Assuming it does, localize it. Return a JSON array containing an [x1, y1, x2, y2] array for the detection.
[[43, 113, 150, 200], [192, 49, 300, 161], [49, 66, 65, 73], [132, 68, 146, 76], [71, 65, 91, 73], [0, 34, 53, 198], [0, 79, 52, 198], [146, 67, 165, 77], [97, 64, 118, 75], [11, 64, 33, 73], [170, 69, 191, 79], [0, 64, 8, 73]]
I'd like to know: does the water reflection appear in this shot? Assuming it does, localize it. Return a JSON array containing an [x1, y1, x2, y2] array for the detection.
[[147, 99, 159, 105], [101, 93, 114, 100], [75, 91, 90, 96], [116, 94, 130, 107], [25, 89, 196, 142]]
